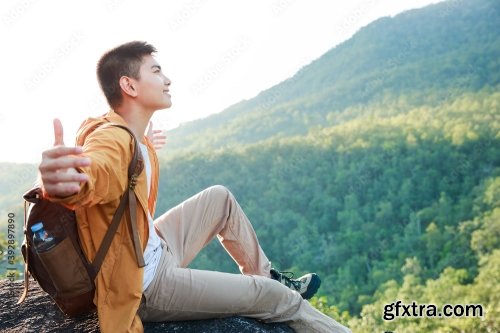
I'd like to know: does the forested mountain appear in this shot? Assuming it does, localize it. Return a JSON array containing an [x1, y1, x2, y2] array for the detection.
[[164, 0, 500, 155], [1, 0, 499, 331], [158, 88, 499, 331], [154, 0, 499, 331]]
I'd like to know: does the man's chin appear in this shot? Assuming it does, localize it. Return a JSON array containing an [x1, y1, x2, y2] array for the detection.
[[156, 102, 172, 110]]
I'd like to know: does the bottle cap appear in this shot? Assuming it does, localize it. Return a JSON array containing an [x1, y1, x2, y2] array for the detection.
[[31, 222, 44, 233]]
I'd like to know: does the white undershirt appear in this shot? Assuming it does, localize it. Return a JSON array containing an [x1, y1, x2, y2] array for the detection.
[[139, 143, 162, 291]]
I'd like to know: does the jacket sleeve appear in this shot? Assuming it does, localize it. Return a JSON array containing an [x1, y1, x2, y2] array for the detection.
[[44, 127, 133, 209]]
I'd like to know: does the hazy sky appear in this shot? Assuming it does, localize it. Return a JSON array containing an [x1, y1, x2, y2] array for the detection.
[[0, 0, 445, 163]]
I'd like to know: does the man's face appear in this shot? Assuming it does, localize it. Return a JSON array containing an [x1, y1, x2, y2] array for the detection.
[[134, 54, 172, 111]]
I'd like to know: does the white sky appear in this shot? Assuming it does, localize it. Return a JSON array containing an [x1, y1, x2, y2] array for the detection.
[[0, 0, 444, 163]]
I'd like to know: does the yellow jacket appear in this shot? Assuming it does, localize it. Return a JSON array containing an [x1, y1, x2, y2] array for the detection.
[[43, 110, 159, 332]]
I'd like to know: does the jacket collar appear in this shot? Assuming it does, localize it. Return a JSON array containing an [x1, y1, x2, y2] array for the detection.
[[103, 109, 129, 126]]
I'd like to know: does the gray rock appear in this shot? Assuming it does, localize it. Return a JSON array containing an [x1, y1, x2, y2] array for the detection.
[[0, 279, 294, 332]]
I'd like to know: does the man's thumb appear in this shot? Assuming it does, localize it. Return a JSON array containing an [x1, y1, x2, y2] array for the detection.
[[147, 121, 153, 137], [53, 118, 65, 146]]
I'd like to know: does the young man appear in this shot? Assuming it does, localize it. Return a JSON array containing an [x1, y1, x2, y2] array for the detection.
[[38, 41, 351, 333]]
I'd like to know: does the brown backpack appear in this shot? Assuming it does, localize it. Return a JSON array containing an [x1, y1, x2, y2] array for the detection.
[[17, 123, 145, 317]]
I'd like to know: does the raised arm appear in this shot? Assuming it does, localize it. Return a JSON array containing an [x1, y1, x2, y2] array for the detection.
[[40, 119, 133, 208]]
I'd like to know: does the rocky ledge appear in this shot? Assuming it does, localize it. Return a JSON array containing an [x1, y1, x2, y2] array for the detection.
[[0, 279, 294, 332]]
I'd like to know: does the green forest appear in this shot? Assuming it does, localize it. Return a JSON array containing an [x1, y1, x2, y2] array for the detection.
[[157, 87, 499, 332], [1, 0, 499, 332]]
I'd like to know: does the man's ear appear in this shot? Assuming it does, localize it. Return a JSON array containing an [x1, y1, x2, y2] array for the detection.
[[119, 76, 138, 97]]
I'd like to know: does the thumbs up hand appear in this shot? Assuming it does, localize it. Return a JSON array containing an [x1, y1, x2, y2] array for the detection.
[[39, 119, 91, 197]]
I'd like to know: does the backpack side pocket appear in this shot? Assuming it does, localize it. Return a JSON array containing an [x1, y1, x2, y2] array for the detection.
[[37, 237, 93, 298]]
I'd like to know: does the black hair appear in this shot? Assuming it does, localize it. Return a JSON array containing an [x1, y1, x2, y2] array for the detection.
[[97, 41, 157, 108]]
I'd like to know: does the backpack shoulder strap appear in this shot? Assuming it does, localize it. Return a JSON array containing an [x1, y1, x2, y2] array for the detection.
[[89, 123, 146, 276]]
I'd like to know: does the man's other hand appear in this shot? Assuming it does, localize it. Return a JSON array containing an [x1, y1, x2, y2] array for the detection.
[[146, 121, 167, 150]]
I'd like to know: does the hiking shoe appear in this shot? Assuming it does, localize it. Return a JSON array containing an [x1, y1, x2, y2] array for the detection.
[[270, 268, 321, 300]]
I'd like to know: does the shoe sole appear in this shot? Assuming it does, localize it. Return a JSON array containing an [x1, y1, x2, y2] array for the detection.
[[302, 273, 321, 300]]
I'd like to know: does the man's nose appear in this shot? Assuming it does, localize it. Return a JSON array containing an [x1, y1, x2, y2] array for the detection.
[[163, 75, 171, 86]]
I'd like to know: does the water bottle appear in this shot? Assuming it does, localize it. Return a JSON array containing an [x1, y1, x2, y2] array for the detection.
[[31, 222, 58, 253]]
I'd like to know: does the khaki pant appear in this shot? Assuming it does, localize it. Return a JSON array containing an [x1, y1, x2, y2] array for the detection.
[[138, 185, 351, 333]]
